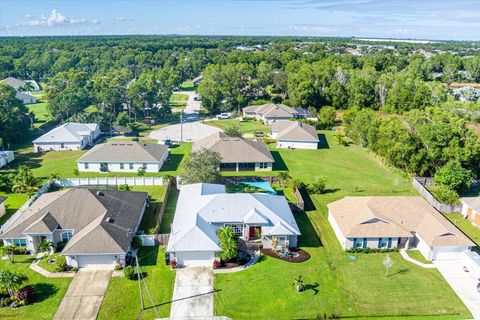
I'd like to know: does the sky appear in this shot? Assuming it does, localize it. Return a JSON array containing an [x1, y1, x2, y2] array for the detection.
[[1, 0, 480, 40]]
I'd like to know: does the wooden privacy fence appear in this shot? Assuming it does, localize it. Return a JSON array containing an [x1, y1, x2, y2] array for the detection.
[[412, 177, 462, 213], [155, 179, 173, 228], [57, 176, 164, 187], [155, 234, 170, 245]]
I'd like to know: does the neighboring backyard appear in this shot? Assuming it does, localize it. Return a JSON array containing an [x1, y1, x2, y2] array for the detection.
[[97, 246, 175, 320], [206, 119, 269, 135], [169, 93, 189, 110], [27, 101, 50, 128], [214, 131, 471, 319]]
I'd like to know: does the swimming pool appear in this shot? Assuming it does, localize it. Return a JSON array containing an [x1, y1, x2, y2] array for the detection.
[[241, 181, 277, 194]]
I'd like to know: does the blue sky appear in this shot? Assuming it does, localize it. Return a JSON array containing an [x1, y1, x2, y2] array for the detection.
[[1, 0, 480, 40]]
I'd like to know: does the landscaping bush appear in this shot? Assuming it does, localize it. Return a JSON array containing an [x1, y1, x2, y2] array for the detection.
[[0, 297, 11, 308], [123, 266, 135, 280], [15, 286, 35, 305], [433, 185, 460, 205], [346, 247, 399, 254], [13, 247, 28, 255], [288, 179, 305, 190], [433, 161, 474, 193], [54, 255, 67, 272], [307, 177, 327, 194], [55, 241, 67, 252]]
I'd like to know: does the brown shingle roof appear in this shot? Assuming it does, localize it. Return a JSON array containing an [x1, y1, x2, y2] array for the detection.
[[192, 132, 274, 164], [78, 141, 168, 163], [328, 196, 474, 247]]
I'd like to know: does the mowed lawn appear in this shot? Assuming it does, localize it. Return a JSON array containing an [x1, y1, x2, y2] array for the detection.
[[97, 246, 175, 320], [0, 192, 29, 225], [169, 93, 188, 109], [444, 213, 480, 246], [214, 131, 471, 319], [207, 119, 269, 135], [0, 255, 71, 320], [133, 185, 167, 232], [27, 101, 50, 128]]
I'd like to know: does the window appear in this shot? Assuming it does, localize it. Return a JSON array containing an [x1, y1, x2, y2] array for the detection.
[[60, 143, 65, 149], [120, 163, 124, 170], [61, 232, 73, 242], [12, 238, 27, 247], [142, 163, 147, 169], [378, 238, 389, 248], [224, 223, 244, 237], [129, 163, 134, 170], [84, 163, 89, 169], [353, 238, 363, 248], [259, 162, 268, 169]]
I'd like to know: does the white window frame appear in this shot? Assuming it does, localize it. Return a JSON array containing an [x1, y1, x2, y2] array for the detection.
[[223, 223, 244, 237], [61, 231, 73, 242]]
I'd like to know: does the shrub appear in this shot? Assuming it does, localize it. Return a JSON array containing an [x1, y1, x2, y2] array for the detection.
[[288, 179, 304, 190], [346, 247, 399, 254], [434, 186, 460, 205], [114, 264, 122, 271], [132, 236, 142, 249], [118, 184, 131, 191], [123, 266, 135, 280], [1, 297, 11, 307], [54, 256, 67, 272], [307, 177, 327, 194], [433, 161, 474, 193], [132, 137, 140, 142], [15, 286, 34, 304], [55, 241, 67, 252], [224, 124, 242, 137], [137, 166, 146, 176]]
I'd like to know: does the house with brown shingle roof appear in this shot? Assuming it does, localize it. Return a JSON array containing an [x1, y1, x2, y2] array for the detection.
[[192, 132, 274, 172], [0, 188, 147, 269], [270, 120, 319, 149], [328, 196, 474, 261], [242, 103, 305, 124]]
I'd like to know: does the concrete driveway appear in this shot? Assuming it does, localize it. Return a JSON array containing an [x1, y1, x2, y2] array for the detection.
[[434, 260, 480, 319], [54, 269, 112, 320], [170, 267, 214, 319]]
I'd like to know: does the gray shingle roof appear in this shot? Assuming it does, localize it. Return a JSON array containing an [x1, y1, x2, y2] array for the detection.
[[0, 196, 7, 205], [1, 188, 148, 255], [243, 103, 298, 119], [15, 92, 36, 100], [271, 121, 319, 142], [1, 77, 26, 89], [77, 141, 168, 163], [33, 122, 98, 144], [192, 132, 274, 163]]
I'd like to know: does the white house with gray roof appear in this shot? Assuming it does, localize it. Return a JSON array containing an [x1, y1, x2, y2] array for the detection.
[[15, 91, 37, 104], [77, 141, 169, 173], [1, 77, 40, 91], [0, 188, 148, 269], [33, 122, 100, 152], [167, 183, 300, 267], [270, 120, 319, 149], [242, 103, 304, 123]]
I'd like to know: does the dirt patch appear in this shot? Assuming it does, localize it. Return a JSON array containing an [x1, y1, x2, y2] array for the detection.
[[261, 248, 310, 263]]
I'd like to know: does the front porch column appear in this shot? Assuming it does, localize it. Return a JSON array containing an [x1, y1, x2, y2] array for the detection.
[[236, 163, 239, 172]]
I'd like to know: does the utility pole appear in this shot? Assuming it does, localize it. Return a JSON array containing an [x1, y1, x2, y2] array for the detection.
[[136, 258, 144, 310]]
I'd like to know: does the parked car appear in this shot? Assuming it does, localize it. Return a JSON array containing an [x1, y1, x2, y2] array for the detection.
[[194, 96, 201, 101], [255, 131, 265, 137], [162, 139, 174, 147], [216, 112, 232, 120]]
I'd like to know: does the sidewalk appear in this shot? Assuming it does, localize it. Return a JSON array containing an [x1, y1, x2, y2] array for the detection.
[[29, 253, 74, 278]]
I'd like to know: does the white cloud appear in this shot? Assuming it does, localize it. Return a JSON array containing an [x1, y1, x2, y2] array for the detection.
[[20, 9, 97, 27], [115, 16, 126, 22]]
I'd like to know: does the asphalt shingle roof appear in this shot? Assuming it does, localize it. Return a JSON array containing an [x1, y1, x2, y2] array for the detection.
[[77, 141, 168, 163]]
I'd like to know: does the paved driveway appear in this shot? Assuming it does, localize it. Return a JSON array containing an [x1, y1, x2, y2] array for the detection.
[[54, 270, 112, 320], [170, 267, 214, 319], [434, 260, 480, 319]]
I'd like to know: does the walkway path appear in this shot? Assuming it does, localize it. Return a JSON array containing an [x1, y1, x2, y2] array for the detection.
[[54, 269, 112, 320], [29, 253, 74, 278], [170, 267, 214, 319], [399, 250, 436, 269]]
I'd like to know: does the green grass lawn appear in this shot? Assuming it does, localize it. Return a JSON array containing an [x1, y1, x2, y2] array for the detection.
[[159, 187, 179, 233], [0, 192, 29, 226], [133, 186, 167, 232], [214, 131, 471, 319], [0, 254, 71, 320], [180, 80, 195, 91], [97, 246, 175, 320], [207, 119, 269, 135], [27, 101, 50, 128], [407, 250, 432, 264], [37, 253, 62, 273], [169, 93, 188, 110], [444, 213, 480, 246]]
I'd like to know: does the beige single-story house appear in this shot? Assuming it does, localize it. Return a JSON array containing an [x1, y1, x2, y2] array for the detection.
[[270, 121, 319, 150], [33, 122, 100, 152], [328, 196, 474, 261], [77, 141, 169, 173], [193, 132, 274, 172], [242, 103, 304, 124], [167, 183, 300, 267], [460, 197, 480, 229], [0, 188, 147, 269], [15, 91, 37, 104], [0, 196, 7, 220]]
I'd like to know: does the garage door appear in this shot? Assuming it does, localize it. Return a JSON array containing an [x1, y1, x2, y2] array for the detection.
[[432, 247, 467, 261], [177, 251, 214, 266], [77, 255, 115, 269]]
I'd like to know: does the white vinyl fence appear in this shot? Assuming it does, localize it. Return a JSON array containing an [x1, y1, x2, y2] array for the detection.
[[137, 235, 156, 246], [57, 177, 164, 187]]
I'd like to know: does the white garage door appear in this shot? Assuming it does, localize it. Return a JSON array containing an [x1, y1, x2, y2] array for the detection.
[[77, 255, 115, 269], [177, 251, 214, 267], [432, 247, 467, 261]]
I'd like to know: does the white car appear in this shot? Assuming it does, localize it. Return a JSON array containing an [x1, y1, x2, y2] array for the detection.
[[216, 113, 232, 120]]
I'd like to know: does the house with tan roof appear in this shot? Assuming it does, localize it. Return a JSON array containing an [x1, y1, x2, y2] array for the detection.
[[459, 197, 480, 229], [0, 188, 148, 269], [270, 120, 319, 149], [242, 103, 305, 124], [77, 141, 169, 173], [167, 183, 300, 266], [192, 132, 274, 172], [328, 196, 474, 261]]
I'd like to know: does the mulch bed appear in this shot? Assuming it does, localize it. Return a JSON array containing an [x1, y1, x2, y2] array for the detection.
[[215, 252, 251, 269], [260, 248, 310, 263]]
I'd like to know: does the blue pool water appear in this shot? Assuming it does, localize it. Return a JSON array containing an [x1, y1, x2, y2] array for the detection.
[[241, 181, 277, 194]]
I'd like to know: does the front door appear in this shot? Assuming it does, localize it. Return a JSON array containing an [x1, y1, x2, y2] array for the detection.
[[249, 226, 261, 239]]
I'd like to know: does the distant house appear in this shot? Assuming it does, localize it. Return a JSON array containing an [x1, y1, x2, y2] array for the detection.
[[193, 132, 274, 172], [452, 86, 480, 103], [242, 103, 305, 124], [270, 121, 319, 150], [0, 151, 14, 168], [77, 141, 169, 173], [15, 91, 37, 104], [167, 183, 300, 267], [0, 188, 148, 269], [328, 196, 474, 261], [33, 122, 100, 153], [0, 196, 7, 219], [460, 197, 480, 229], [192, 75, 203, 86], [0, 77, 40, 91]]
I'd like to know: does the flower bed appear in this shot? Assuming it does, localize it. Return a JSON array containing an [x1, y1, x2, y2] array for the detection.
[[215, 251, 251, 269], [260, 248, 310, 263]]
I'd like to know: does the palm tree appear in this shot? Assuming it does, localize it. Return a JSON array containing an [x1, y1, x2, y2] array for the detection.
[[216, 226, 238, 261], [0, 270, 25, 298], [38, 240, 54, 262], [1, 245, 17, 263], [277, 172, 291, 187], [12, 166, 40, 196]]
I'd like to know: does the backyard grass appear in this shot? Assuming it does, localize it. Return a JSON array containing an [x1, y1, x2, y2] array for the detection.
[[444, 213, 480, 246], [133, 186, 167, 232], [0, 254, 71, 320], [206, 119, 269, 135], [407, 250, 432, 264], [0, 192, 29, 225], [97, 246, 175, 320], [214, 131, 471, 319], [159, 187, 179, 233], [180, 80, 195, 91], [27, 101, 50, 128]]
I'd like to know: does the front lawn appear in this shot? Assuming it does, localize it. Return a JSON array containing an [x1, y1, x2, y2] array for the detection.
[[97, 246, 175, 320], [37, 253, 63, 273], [207, 119, 269, 135], [0, 254, 71, 320], [407, 250, 432, 264], [214, 131, 470, 319]]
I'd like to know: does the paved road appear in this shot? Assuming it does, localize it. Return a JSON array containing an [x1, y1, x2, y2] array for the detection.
[[170, 267, 214, 319], [434, 260, 480, 319], [54, 270, 112, 320], [150, 90, 222, 142]]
